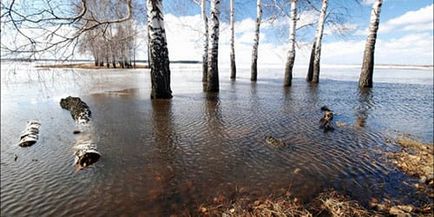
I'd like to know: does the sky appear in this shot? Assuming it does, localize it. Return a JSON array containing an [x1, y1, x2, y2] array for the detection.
[[157, 0, 433, 66], [1, 0, 433, 66]]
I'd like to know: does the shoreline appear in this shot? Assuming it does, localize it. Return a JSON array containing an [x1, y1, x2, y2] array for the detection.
[[35, 63, 149, 69]]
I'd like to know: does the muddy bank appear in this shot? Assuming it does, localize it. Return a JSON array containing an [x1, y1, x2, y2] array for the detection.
[[197, 188, 433, 217], [387, 136, 434, 198]]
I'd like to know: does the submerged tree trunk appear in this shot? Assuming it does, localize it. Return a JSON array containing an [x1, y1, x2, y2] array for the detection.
[[206, 0, 221, 92], [307, 0, 328, 83], [306, 42, 316, 81], [201, 0, 209, 82], [250, 0, 262, 81], [229, 0, 236, 80], [284, 0, 297, 87], [148, 0, 173, 99], [359, 0, 383, 88]]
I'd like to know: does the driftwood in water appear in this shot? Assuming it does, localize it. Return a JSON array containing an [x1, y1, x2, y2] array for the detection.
[[60, 96, 91, 124], [60, 96, 100, 168], [320, 106, 334, 132], [265, 136, 286, 148], [74, 141, 100, 168], [18, 120, 41, 147]]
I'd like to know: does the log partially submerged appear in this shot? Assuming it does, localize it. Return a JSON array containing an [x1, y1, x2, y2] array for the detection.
[[320, 106, 334, 132], [60, 96, 100, 169], [19, 120, 41, 147], [60, 96, 91, 124], [265, 136, 286, 148]]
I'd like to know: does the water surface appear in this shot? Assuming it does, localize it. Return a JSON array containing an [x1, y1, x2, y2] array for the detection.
[[1, 62, 433, 216]]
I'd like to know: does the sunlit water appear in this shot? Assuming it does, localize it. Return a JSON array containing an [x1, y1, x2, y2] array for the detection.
[[1, 62, 433, 216]]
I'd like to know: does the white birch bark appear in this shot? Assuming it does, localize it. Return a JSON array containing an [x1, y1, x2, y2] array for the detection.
[[206, 0, 221, 92], [147, 0, 172, 99], [229, 0, 236, 79], [359, 0, 383, 88], [201, 0, 209, 82], [250, 0, 262, 81], [307, 0, 328, 83], [284, 0, 297, 87]]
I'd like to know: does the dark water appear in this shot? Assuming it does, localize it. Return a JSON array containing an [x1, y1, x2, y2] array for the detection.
[[1, 63, 433, 216]]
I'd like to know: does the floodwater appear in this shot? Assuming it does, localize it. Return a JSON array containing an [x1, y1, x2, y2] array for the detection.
[[1, 62, 433, 216]]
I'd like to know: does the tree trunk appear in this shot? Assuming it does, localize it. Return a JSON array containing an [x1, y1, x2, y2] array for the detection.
[[284, 0, 297, 87], [206, 0, 221, 92], [250, 0, 262, 81], [94, 58, 98, 66], [229, 0, 236, 80], [307, 0, 327, 83], [148, 0, 173, 99], [133, 50, 136, 68], [306, 42, 315, 81], [201, 0, 209, 82], [359, 0, 383, 88], [147, 12, 152, 69]]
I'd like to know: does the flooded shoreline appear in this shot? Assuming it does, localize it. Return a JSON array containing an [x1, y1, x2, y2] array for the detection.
[[1, 63, 433, 216]]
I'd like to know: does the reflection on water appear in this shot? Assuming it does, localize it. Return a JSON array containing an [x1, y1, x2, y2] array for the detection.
[[1, 62, 433, 216], [355, 88, 373, 128]]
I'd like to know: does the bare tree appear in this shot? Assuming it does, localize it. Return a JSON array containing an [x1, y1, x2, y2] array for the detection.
[[283, 0, 297, 87], [147, 0, 172, 99], [306, 0, 328, 83], [229, 0, 237, 80], [359, 0, 383, 88], [1, 0, 133, 59], [251, 0, 262, 81], [206, 0, 221, 92]]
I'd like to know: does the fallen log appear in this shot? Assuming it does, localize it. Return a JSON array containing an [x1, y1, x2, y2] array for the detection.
[[60, 96, 100, 169], [18, 120, 41, 147], [60, 96, 91, 124]]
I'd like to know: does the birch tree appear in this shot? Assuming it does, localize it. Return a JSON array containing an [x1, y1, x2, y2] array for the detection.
[[359, 0, 383, 88], [201, 0, 209, 82], [306, 0, 328, 83], [229, 0, 236, 80], [206, 0, 221, 92], [283, 0, 297, 87], [147, 0, 172, 99], [250, 0, 262, 81]]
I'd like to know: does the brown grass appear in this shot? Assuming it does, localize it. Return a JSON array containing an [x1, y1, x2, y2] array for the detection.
[[310, 191, 371, 217], [197, 190, 374, 217], [35, 63, 149, 69], [387, 135, 434, 197]]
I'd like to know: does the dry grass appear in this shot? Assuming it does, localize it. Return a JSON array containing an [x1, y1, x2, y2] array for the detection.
[[309, 191, 371, 217], [35, 63, 149, 69], [387, 135, 434, 197], [197, 190, 375, 217]]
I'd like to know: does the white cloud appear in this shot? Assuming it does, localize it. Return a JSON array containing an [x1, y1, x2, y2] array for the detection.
[[2, 5, 432, 66], [161, 11, 432, 66], [381, 4, 433, 33], [361, 0, 376, 5]]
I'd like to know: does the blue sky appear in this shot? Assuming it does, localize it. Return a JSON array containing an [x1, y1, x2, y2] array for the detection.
[[160, 0, 433, 66], [1, 0, 432, 66]]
